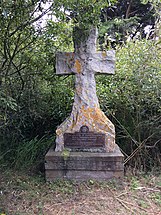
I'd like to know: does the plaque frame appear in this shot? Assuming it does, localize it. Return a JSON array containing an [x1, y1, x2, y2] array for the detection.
[[64, 126, 105, 149]]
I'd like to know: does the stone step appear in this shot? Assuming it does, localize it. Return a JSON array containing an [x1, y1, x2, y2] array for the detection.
[[45, 146, 124, 181]]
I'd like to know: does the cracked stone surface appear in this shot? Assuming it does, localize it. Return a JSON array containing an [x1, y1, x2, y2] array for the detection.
[[55, 28, 116, 152]]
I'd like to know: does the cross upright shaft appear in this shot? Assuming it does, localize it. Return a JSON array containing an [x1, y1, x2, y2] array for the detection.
[[55, 27, 116, 152]]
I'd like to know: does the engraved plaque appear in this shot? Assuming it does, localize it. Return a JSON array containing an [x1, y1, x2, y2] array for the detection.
[[64, 126, 105, 149]]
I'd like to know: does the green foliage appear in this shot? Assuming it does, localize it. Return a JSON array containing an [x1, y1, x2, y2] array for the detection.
[[0, 1, 74, 169], [0, 0, 44, 143], [130, 177, 140, 190], [53, 0, 117, 29], [0, 135, 54, 170], [0, 73, 74, 168], [99, 16, 140, 47], [97, 39, 161, 169], [13, 135, 53, 170], [49, 179, 75, 194], [150, 193, 161, 206], [99, 0, 159, 46], [141, 0, 160, 5]]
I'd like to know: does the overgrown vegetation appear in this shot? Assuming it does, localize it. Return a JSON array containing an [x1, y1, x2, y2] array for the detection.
[[97, 39, 161, 170], [0, 0, 160, 172]]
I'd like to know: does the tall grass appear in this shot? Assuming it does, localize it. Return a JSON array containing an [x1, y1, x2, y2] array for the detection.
[[0, 135, 54, 171]]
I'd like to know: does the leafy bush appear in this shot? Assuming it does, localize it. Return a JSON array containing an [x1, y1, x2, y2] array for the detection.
[[0, 75, 74, 168], [97, 39, 161, 170], [0, 20, 74, 169]]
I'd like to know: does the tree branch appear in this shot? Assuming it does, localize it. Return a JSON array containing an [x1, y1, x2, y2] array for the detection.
[[126, 0, 133, 19], [9, 4, 53, 37]]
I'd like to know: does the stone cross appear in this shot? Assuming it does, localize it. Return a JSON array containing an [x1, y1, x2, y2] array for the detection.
[[55, 27, 116, 152]]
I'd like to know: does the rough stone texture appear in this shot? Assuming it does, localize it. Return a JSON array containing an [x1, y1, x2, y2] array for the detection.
[[55, 28, 116, 152], [45, 146, 124, 181]]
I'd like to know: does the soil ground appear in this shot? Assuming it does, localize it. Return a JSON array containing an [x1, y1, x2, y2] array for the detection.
[[0, 169, 161, 215]]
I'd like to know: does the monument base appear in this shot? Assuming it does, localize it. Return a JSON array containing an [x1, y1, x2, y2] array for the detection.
[[45, 146, 124, 181]]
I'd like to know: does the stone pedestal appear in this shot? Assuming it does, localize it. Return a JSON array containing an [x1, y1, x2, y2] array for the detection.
[[45, 146, 124, 181]]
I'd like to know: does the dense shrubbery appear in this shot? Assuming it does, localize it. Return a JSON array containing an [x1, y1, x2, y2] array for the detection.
[[97, 40, 161, 170], [0, 73, 74, 169]]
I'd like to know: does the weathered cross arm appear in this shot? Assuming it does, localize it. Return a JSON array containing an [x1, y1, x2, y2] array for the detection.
[[88, 51, 115, 75], [56, 50, 115, 75]]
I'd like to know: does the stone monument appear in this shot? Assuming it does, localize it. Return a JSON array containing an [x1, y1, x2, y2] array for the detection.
[[45, 27, 124, 181]]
